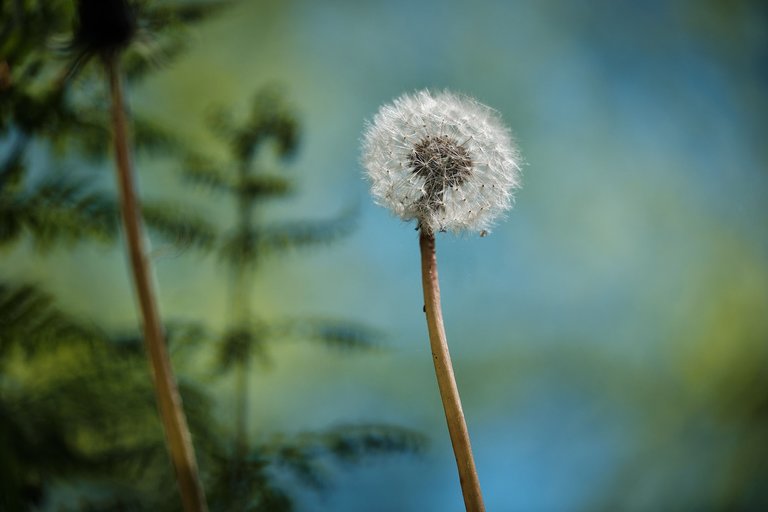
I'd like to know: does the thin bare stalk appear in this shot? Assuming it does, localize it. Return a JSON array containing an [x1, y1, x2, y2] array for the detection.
[[419, 230, 485, 512], [232, 162, 254, 460], [234, 357, 248, 457], [106, 56, 208, 512]]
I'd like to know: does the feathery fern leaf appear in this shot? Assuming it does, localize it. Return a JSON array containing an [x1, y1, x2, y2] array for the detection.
[[270, 318, 382, 351], [239, 174, 293, 200], [182, 156, 232, 192], [263, 424, 425, 489], [142, 201, 217, 250], [258, 209, 357, 252], [0, 282, 99, 360]]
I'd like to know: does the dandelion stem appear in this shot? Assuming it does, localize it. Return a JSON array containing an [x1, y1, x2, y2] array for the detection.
[[106, 55, 208, 512], [419, 230, 485, 512]]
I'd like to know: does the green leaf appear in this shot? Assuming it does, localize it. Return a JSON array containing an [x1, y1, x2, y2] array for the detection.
[[214, 323, 269, 371], [218, 88, 301, 163], [0, 172, 217, 251], [238, 174, 293, 200], [258, 209, 357, 252], [262, 424, 425, 489], [119, 1, 236, 83], [182, 156, 232, 193], [13, 177, 117, 250], [0, 135, 28, 190], [270, 318, 382, 351], [218, 229, 260, 268], [205, 449, 294, 512], [132, 113, 179, 154], [0, 282, 99, 362], [320, 424, 426, 462], [142, 201, 217, 250], [143, 0, 235, 26], [217, 208, 357, 267]]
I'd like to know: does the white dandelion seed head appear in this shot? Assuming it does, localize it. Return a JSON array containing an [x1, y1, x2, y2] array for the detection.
[[362, 89, 522, 235]]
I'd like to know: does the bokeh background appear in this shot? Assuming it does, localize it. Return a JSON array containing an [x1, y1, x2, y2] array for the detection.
[[3, 0, 768, 510]]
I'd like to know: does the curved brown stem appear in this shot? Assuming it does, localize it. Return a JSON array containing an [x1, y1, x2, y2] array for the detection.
[[419, 230, 485, 512], [106, 56, 208, 512]]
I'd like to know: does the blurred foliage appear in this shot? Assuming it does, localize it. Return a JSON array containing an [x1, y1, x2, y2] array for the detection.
[[180, 89, 423, 510], [1, 2, 423, 511], [204, 424, 425, 512], [0, 1, 219, 506], [0, 172, 215, 251], [0, 0, 219, 252], [600, 241, 768, 511], [188, 89, 357, 269], [182, 88, 368, 366], [0, 0, 221, 160], [0, 283, 218, 511]]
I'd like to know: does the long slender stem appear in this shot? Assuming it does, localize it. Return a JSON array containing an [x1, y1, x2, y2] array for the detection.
[[232, 162, 254, 459], [106, 56, 208, 512], [419, 230, 485, 512], [233, 356, 248, 457]]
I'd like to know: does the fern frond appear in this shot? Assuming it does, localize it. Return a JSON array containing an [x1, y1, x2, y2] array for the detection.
[[142, 201, 217, 250], [238, 174, 293, 200], [214, 323, 269, 371], [269, 318, 382, 351], [143, 0, 235, 26], [225, 89, 301, 163], [258, 209, 356, 252], [0, 173, 217, 252], [23, 178, 116, 248], [262, 424, 425, 489], [0, 282, 99, 361], [218, 230, 259, 268], [183, 156, 232, 193], [133, 113, 179, 154], [318, 424, 426, 462]]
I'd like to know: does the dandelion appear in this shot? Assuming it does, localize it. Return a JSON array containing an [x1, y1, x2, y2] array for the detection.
[[362, 90, 523, 512], [362, 89, 521, 235], [72, 2, 207, 510]]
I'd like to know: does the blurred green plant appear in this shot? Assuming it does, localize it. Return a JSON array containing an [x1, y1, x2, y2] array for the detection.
[[1, 0, 222, 160], [0, 283, 220, 511], [2, 1, 223, 509], [2, 2, 423, 511], [1, 0, 218, 252], [593, 241, 768, 511], [181, 89, 424, 511]]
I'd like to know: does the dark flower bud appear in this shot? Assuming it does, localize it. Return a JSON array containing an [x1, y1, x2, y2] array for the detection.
[[75, 0, 137, 54]]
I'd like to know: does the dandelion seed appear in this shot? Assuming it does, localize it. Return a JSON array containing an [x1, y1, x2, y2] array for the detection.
[[362, 89, 522, 235]]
